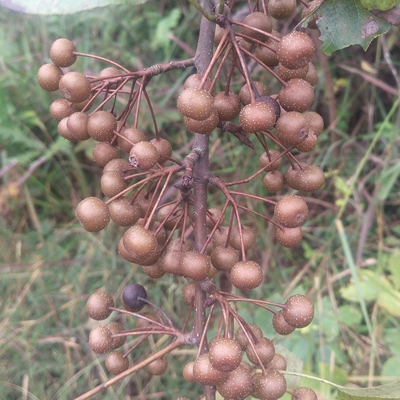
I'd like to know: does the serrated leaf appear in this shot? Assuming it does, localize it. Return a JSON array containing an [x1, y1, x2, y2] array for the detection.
[[337, 380, 400, 399], [0, 0, 147, 15], [316, 0, 391, 55]]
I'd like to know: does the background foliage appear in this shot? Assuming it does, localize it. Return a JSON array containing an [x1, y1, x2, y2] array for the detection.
[[0, 2, 399, 399]]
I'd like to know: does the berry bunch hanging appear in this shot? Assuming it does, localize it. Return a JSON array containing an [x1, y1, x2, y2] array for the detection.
[[37, 1, 326, 399]]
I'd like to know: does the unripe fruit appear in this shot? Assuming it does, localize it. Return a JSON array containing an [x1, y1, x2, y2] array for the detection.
[[184, 73, 212, 90], [283, 294, 314, 328], [253, 369, 287, 400], [88, 326, 113, 354], [276, 111, 307, 147], [276, 226, 303, 247], [146, 356, 168, 375], [37, 63, 63, 91], [213, 91, 241, 121], [279, 78, 314, 112], [209, 338, 243, 372], [182, 281, 196, 306], [67, 112, 90, 140], [58, 117, 76, 142], [105, 351, 129, 375], [263, 170, 285, 192], [230, 260, 263, 290], [235, 324, 263, 350], [108, 197, 141, 226], [210, 245, 239, 272], [272, 310, 296, 335], [278, 63, 309, 81], [216, 363, 253, 399], [76, 197, 110, 232], [99, 67, 122, 89], [105, 321, 126, 349], [129, 141, 159, 170], [259, 150, 283, 171], [245, 337, 275, 366], [122, 283, 147, 312], [50, 38, 77, 67], [292, 386, 318, 400], [304, 61, 319, 86], [285, 164, 325, 191], [239, 81, 268, 105], [118, 127, 146, 153], [86, 291, 114, 320], [92, 142, 120, 167], [240, 102, 275, 133], [254, 38, 279, 67], [193, 353, 229, 385], [177, 88, 214, 121], [229, 225, 256, 251], [268, 0, 297, 19], [123, 225, 159, 260], [240, 12, 272, 41], [184, 110, 219, 134], [296, 129, 318, 152], [183, 361, 196, 382], [87, 110, 117, 142], [274, 195, 308, 228], [267, 353, 287, 371], [149, 138, 172, 163], [303, 111, 324, 136], [50, 98, 74, 121], [142, 260, 165, 279], [180, 251, 211, 280], [278, 32, 315, 69], [59, 72, 91, 103], [103, 158, 131, 174]]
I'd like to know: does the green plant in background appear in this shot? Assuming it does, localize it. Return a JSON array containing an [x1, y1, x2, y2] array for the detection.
[[1, 0, 400, 399]]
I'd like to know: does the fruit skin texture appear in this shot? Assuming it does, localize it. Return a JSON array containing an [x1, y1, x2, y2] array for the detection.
[[240, 102, 275, 133], [274, 195, 308, 228], [272, 310, 296, 335], [177, 88, 214, 121], [216, 363, 253, 399], [129, 141, 159, 170], [37, 63, 63, 91], [278, 32, 315, 70], [283, 294, 314, 328], [88, 326, 113, 354], [193, 353, 229, 385], [105, 351, 129, 375], [122, 283, 147, 312], [50, 38, 77, 67], [76, 197, 110, 232], [276, 226, 303, 248], [230, 260, 263, 290], [209, 338, 243, 372], [59, 72, 91, 103], [253, 369, 287, 400], [279, 78, 314, 112], [291, 386, 318, 400], [87, 111, 117, 142], [86, 291, 114, 320]]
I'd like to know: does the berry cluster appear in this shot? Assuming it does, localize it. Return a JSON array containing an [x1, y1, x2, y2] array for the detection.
[[38, 1, 325, 398]]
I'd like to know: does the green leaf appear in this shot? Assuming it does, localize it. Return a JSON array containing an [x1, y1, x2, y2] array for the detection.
[[151, 8, 182, 53], [316, 0, 391, 55], [336, 304, 363, 327], [0, 0, 147, 15], [378, 163, 400, 201], [275, 344, 303, 390], [337, 380, 400, 399], [382, 357, 400, 378]]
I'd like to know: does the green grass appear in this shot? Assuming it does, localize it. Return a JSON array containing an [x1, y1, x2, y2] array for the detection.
[[1, 3, 400, 400]]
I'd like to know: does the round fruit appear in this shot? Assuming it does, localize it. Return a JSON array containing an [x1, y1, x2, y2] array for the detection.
[[268, 0, 297, 19], [87, 110, 117, 142], [122, 283, 147, 312], [240, 12, 272, 41], [50, 98, 74, 121], [99, 67, 122, 89], [103, 158, 131, 174], [216, 363, 253, 399], [86, 291, 114, 320], [279, 78, 314, 112], [100, 171, 128, 198], [304, 61, 319, 85], [235, 324, 263, 350], [149, 138, 172, 163], [285, 164, 325, 191], [59, 72, 91, 103], [50, 38, 77, 67], [229, 225, 256, 251], [146, 356, 168, 375], [183, 361, 196, 382], [67, 112, 90, 141], [239, 81, 269, 106], [108, 197, 141, 226], [259, 95, 281, 122], [209, 337, 243, 372], [118, 127, 146, 153], [278, 63, 309, 81], [88, 326, 113, 354], [129, 141, 159, 170], [303, 111, 324, 136], [292, 386, 318, 400], [296, 129, 318, 152], [267, 353, 287, 371], [105, 321, 126, 349], [105, 351, 129, 375], [277, 32, 315, 70], [58, 117, 76, 142], [183, 73, 212, 90], [276, 226, 303, 247], [177, 88, 214, 121], [272, 310, 296, 335], [254, 38, 279, 67], [253, 369, 287, 400], [283, 294, 314, 328], [142, 261, 165, 279], [276, 111, 307, 147], [239, 101, 275, 133], [182, 281, 196, 306], [213, 91, 241, 121], [37, 63, 63, 91], [259, 150, 283, 171], [210, 245, 239, 272], [123, 225, 159, 260], [193, 353, 229, 385], [76, 197, 110, 232], [230, 260, 263, 290], [180, 251, 211, 280], [245, 336, 275, 366], [212, 226, 230, 247], [184, 110, 219, 134], [92, 142, 120, 167], [262, 170, 285, 192], [274, 195, 308, 228]]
